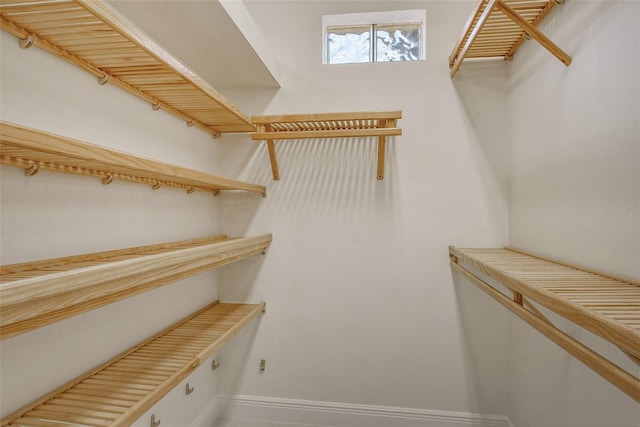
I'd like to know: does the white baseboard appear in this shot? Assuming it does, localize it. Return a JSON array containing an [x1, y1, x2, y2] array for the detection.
[[204, 394, 514, 427]]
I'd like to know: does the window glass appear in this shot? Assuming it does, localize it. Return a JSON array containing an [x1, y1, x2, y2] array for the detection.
[[322, 10, 426, 65], [327, 25, 371, 64], [376, 23, 422, 62]]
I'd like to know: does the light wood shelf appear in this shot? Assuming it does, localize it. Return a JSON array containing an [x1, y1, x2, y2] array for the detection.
[[251, 111, 402, 180], [450, 246, 640, 402], [0, 234, 272, 340], [0, 0, 255, 136], [449, 0, 571, 77], [0, 121, 267, 196], [0, 301, 266, 426]]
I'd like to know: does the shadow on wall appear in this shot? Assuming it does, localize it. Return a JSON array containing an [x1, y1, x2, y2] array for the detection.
[[214, 315, 264, 417], [451, 61, 510, 203], [508, 0, 620, 91], [219, 133, 399, 237], [450, 264, 510, 418], [218, 250, 270, 304]]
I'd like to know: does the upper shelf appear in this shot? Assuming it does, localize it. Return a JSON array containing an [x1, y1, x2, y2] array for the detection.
[[0, 233, 272, 340], [449, 0, 571, 77], [0, 121, 266, 196], [450, 246, 640, 402], [251, 111, 402, 180], [0, 0, 255, 136]]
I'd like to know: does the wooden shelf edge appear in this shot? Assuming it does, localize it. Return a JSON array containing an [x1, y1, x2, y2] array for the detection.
[[0, 234, 272, 340], [74, 0, 254, 132], [250, 110, 402, 181], [251, 111, 403, 124], [449, 0, 570, 77], [504, 246, 640, 287], [0, 1, 254, 134], [0, 301, 267, 426], [449, 245, 640, 402], [0, 121, 266, 196], [449, 246, 640, 356], [251, 128, 402, 141]]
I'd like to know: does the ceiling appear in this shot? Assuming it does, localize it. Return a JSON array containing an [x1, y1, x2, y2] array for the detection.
[[108, 0, 281, 90]]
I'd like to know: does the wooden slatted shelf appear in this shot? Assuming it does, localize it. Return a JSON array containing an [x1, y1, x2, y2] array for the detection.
[[0, 121, 267, 196], [1, 301, 266, 426], [0, 233, 272, 340], [251, 111, 402, 180], [449, 0, 571, 77], [0, 0, 255, 136], [449, 246, 640, 402]]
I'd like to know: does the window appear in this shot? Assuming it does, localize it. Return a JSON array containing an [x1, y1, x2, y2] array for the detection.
[[323, 10, 426, 65]]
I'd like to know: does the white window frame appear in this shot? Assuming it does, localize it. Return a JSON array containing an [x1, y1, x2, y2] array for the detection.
[[322, 9, 427, 65]]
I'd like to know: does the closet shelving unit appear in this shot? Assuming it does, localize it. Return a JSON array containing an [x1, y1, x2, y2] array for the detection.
[[1, 1, 272, 424], [252, 111, 402, 180], [1, 301, 266, 427], [449, 246, 640, 402], [0, 121, 267, 196], [449, 0, 571, 77], [0, 0, 256, 137], [0, 234, 272, 340]]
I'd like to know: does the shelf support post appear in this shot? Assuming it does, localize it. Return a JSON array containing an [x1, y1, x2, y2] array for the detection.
[[267, 140, 279, 180], [451, 260, 640, 403], [450, 0, 498, 77], [377, 119, 389, 180], [495, 0, 571, 67], [263, 124, 280, 181], [513, 291, 523, 306]]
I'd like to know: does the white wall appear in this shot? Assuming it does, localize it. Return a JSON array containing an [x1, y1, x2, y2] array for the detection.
[[0, 31, 223, 419], [4, 1, 634, 425], [507, 1, 640, 426], [215, 0, 512, 419]]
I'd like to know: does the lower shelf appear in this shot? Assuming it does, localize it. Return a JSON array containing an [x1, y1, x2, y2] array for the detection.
[[450, 246, 640, 402], [1, 301, 266, 427]]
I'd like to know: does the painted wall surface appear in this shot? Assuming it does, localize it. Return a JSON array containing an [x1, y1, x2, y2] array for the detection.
[[0, 32, 222, 418], [506, 1, 640, 426], [4, 1, 635, 425], [215, 0, 512, 418]]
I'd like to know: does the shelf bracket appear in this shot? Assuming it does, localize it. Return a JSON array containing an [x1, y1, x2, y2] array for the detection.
[[251, 111, 401, 181], [19, 34, 35, 49], [24, 162, 39, 176], [264, 124, 280, 180], [450, 252, 640, 403], [101, 173, 114, 185], [513, 291, 523, 306], [495, 0, 571, 67], [266, 139, 279, 181], [150, 414, 161, 427], [98, 74, 110, 85]]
